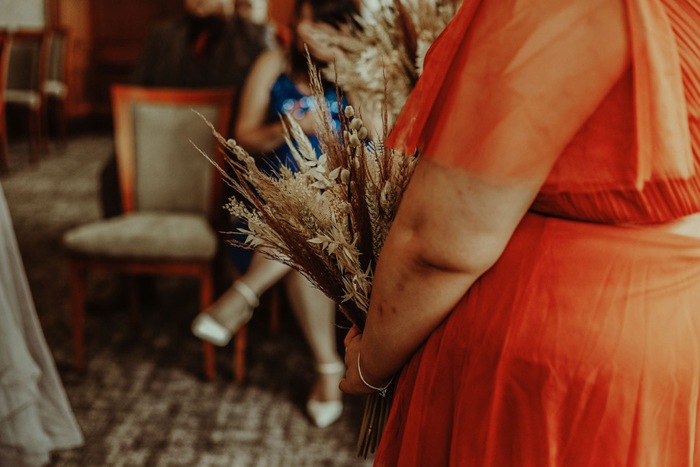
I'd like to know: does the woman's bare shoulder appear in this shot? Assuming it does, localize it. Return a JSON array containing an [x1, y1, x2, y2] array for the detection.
[[250, 47, 288, 80]]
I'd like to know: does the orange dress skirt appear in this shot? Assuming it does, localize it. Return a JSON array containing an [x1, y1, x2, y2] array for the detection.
[[375, 213, 700, 466], [377, 0, 700, 465]]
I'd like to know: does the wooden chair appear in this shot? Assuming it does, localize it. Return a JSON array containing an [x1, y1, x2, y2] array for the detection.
[[3, 29, 48, 163], [42, 28, 69, 147], [0, 31, 10, 173], [62, 86, 243, 381]]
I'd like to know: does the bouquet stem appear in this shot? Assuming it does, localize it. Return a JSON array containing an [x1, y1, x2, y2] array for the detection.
[[357, 382, 396, 458]]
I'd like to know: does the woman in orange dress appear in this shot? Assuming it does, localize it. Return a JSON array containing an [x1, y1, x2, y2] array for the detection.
[[339, 0, 700, 465]]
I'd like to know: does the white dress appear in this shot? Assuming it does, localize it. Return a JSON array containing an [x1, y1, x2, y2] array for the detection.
[[0, 184, 83, 466]]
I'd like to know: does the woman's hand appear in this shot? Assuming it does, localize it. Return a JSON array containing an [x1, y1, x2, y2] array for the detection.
[[294, 107, 318, 135], [339, 326, 376, 395]]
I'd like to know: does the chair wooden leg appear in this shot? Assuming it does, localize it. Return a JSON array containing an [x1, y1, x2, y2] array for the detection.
[[269, 284, 279, 338], [41, 102, 48, 155], [200, 266, 216, 381], [233, 325, 247, 383], [128, 276, 140, 329], [203, 342, 216, 381], [41, 97, 50, 153], [69, 261, 86, 371], [57, 98, 68, 149], [28, 107, 41, 163]]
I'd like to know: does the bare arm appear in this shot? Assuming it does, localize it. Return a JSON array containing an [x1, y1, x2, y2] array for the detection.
[[234, 48, 288, 153], [235, 47, 320, 153], [341, 0, 631, 393]]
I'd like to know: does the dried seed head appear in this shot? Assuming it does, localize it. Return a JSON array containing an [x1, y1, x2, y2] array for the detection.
[[349, 134, 362, 147], [227, 138, 237, 147], [349, 118, 363, 131], [341, 169, 351, 184], [344, 106, 355, 119], [343, 130, 349, 141], [280, 165, 293, 179], [358, 127, 368, 140]]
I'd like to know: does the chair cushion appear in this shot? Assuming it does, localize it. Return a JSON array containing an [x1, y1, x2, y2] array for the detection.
[[43, 80, 67, 98], [62, 212, 218, 261], [4, 90, 41, 109]]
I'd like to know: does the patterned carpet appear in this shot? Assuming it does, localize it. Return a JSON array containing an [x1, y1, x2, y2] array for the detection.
[[1, 136, 374, 466]]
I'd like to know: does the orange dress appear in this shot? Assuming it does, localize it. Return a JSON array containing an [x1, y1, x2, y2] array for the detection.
[[377, 0, 700, 465]]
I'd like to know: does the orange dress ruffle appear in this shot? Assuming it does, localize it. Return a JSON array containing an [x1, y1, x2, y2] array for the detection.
[[377, 0, 700, 465]]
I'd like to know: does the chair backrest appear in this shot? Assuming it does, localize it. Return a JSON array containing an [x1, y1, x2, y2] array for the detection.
[[46, 29, 67, 83], [111, 85, 234, 220], [5, 30, 46, 92]]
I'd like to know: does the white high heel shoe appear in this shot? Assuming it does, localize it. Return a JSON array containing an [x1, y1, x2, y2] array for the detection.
[[307, 360, 346, 428], [191, 281, 259, 347]]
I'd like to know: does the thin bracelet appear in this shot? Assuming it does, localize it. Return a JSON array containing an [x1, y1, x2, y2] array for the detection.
[[357, 352, 393, 397]]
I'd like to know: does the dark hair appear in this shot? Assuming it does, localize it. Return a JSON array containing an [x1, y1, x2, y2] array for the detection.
[[289, 0, 360, 77]]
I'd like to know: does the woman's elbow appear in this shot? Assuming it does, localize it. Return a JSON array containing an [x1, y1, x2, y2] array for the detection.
[[404, 223, 506, 280]]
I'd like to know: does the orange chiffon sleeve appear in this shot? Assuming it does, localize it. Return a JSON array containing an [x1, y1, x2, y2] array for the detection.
[[388, 0, 700, 223], [390, 0, 632, 184]]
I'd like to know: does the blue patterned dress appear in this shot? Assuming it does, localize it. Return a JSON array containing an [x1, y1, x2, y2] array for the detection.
[[231, 73, 348, 271], [265, 73, 347, 171]]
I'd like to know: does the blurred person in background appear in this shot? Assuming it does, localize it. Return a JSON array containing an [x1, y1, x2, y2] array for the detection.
[[130, 0, 271, 88], [100, 0, 272, 218], [0, 184, 83, 466], [191, 0, 370, 428]]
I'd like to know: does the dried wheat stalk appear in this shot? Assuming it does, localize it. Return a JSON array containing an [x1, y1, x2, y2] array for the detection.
[[318, 0, 462, 122]]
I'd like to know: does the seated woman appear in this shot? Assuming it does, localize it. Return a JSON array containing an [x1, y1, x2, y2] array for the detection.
[[192, 0, 371, 428]]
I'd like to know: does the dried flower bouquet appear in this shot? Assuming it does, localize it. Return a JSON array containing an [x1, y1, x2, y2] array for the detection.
[[319, 0, 462, 122], [195, 63, 417, 456]]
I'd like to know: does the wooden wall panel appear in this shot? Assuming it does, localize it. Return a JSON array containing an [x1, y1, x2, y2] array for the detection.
[[55, 0, 92, 118]]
